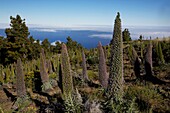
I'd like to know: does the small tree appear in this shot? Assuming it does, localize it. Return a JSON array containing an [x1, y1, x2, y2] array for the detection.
[[139, 35, 143, 41], [3, 15, 31, 64], [98, 41, 108, 88], [42, 38, 50, 53], [122, 28, 131, 42]]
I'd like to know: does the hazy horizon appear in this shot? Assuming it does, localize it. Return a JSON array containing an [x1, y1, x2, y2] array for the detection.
[[1, 23, 170, 40], [1, 0, 170, 48], [0, 24, 170, 49]]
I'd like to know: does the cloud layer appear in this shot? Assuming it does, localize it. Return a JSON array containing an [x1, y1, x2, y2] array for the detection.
[[89, 34, 112, 39], [0, 23, 170, 40], [51, 40, 62, 46]]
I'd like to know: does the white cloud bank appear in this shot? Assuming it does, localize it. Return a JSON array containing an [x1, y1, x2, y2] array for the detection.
[[1, 23, 170, 40], [33, 40, 42, 44], [33, 28, 57, 32], [89, 34, 112, 39], [130, 31, 170, 40], [51, 40, 62, 46]]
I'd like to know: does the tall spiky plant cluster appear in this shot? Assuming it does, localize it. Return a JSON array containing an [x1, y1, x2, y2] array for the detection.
[[47, 59, 53, 74], [40, 48, 49, 83], [0, 65, 4, 84], [39, 48, 54, 94], [156, 41, 165, 64], [0, 64, 16, 84], [61, 43, 73, 98], [50, 54, 59, 73], [12, 58, 30, 109], [107, 12, 124, 101], [145, 41, 153, 76], [139, 36, 144, 59], [23, 60, 37, 75], [132, 47, 141, 78], [98, 41, 108, 88], [4, 66, 10, 83], [61, 43, 81, 112], [10, 64, 15, 80], [82, 50, 89, 81], [128, 45, 141, 79], [16, 58, 26, 97]]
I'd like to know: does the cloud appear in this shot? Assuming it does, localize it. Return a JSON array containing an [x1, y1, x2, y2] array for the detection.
[[89, 27, 170, 40], [1, 22, 170, 40], [30, 25, 170, 39], [33, 40, 42, 44], [51, 40, 62, 46], [33, 28, 57, 32], [130, 31, 170, 40], [89, 34, 112, 39], [28, 24, 113, 32], [0, 23, 9, 29], [125, 26, 170, 39], [68, 25, 113, 32]]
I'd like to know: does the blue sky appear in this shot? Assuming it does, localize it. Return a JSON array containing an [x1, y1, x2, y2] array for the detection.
[[1, 0, 170, 27]]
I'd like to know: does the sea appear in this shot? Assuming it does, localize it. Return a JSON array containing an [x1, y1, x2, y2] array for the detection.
[[0, 28, 112, 49], [0, 25, 170, 49]]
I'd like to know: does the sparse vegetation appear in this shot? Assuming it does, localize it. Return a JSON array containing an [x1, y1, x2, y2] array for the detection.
[[0, 13, 170, 113]]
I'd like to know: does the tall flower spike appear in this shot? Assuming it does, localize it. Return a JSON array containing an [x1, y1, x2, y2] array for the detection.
[[145, 41, 153, 76], [61, 43, 73, 99], [40, 48, 49, 83], [98, 41, 108, 88], [128, 45, 141, 79], [12, 58, 30, 110], [39, 48, 55, 95], [82, 50, 89, 81], [16, 58, 26, 97], [107, 12, 124, 101]]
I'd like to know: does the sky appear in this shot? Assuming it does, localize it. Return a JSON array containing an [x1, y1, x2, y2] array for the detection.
[[1, 0, 170, 28]]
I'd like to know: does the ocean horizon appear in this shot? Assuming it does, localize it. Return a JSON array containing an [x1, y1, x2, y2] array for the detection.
[[0, 25, 170, 49]]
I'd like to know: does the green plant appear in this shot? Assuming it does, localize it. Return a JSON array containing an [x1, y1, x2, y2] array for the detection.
[[63, 94, 75, 112], [61, 43, 84, 112], [4, 66, 11, 83], [61, 43, 73, 99], [0, 65, 4, 84], [122, 28, 131, 42], [107, 12, 124, 101], [87, 70, 98, 81], [156, 41, 165, 64], [25, 71, 34, 88], [125, 85, 164, 112], [39, 48, 54, 93], [10, 64, 15, 80]]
